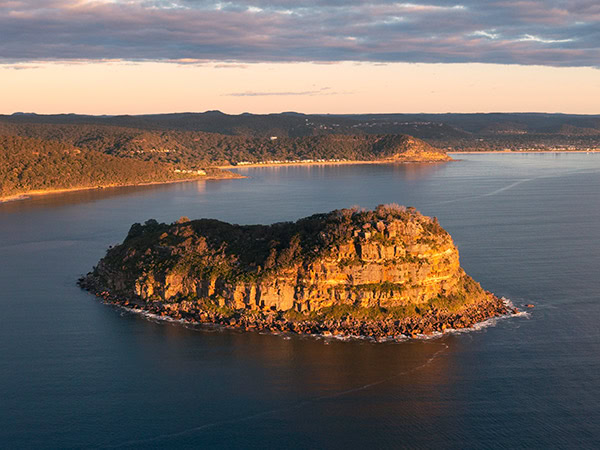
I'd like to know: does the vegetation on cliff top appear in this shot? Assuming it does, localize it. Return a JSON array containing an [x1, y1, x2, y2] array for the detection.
[[102, 204, 448, 283]]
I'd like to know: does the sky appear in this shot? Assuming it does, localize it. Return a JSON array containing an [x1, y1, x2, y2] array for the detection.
[[1, 0, 599, 114]]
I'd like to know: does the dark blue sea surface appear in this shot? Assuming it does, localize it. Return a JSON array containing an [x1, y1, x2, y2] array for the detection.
[[1, 153, 599, 448]]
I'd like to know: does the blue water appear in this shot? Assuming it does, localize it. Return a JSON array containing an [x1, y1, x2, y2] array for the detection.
[[1, 153, 599, 448]]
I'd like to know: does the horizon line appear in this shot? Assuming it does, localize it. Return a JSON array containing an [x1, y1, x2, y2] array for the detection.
[[5, 110, 600, 117]]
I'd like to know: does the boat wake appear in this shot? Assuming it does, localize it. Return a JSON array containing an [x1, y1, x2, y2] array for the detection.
[[431, 167, 600, 206], [101, 299, 529, 448], [102, 340, 450, 448]]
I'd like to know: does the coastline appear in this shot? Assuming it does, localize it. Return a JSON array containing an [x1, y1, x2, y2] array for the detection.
[[217, 150, 600, 170], [121, 299, 524, 342], [1, 159, 447, 203], [449, 150, 600, 154], [0, 174, 244, 204], [219, 157, 452, 170], [11, 150, 595, 203], [6, 150, 593, 203]]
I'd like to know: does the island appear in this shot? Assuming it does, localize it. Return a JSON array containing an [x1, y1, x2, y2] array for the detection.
[[79, 205, 513, 340]]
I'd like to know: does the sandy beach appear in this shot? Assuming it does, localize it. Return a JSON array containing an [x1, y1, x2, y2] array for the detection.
[[218, 157, 451, 170], [0, 175, 241, 204]]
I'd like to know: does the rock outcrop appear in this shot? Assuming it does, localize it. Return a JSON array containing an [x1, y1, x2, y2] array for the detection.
[[80, 205, 511, 339], [368, 134, 452, 162]]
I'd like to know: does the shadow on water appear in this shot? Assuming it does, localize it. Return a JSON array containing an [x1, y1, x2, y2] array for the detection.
[[98, 308, 460, 448], [235, 161, 444, 181]]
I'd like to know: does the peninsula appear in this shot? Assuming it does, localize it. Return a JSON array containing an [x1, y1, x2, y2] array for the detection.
[[0, 134, 241, 202], [79, 205, 512, 339], [1, 127, 450, 201]]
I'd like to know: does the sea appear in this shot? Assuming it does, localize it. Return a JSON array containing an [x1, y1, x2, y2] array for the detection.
[[1, 153, 599, 448]]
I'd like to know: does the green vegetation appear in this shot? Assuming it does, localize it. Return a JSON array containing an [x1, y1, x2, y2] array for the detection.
[[0, 135, 199, 198], [0, 121, 447, 169], [427, 275, 485, 313], [108, 205, 436, 276], [0, 119, 448, 198], [0, 135, 238, 198], [103, 204, 448, 285], [5, 111, 600, 154], [193, 296, 236, 317], [287, 303, 423, 322]]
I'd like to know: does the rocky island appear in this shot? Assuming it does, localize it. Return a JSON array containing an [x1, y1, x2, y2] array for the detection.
[[79, 205, 512, 340]]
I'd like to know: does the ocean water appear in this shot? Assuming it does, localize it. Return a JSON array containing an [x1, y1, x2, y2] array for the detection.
[[1, 153, 599, 448]]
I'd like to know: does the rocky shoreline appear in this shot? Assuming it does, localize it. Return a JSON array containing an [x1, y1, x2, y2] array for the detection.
[[78, 275, 514, 340]]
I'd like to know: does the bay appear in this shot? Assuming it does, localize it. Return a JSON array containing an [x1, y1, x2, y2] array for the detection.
[[1, 153, 599, 448]]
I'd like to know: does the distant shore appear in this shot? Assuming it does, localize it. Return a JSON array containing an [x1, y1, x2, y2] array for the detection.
[[0, 175, 243, 204], [219, 157, 451, 170], [4, 151, 596, 204], [450, 150, 600, 154], [219, 150, 600, 170]]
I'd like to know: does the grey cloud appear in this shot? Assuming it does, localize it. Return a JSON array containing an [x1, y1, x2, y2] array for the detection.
[[0, 0, 599, 66]]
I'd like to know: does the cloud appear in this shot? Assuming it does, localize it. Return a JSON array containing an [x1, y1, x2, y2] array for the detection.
[[1, 64, 41, 70], [519, 34, 575, 44], [213, 63, 248, 68], [471, 30, 499, 40], [0, 0, 598, 66]]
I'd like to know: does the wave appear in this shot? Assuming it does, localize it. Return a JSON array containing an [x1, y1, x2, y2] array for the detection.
[[108, 297, 529, 343], [311, 298, 529, 343], [413, 298, 530, 340]]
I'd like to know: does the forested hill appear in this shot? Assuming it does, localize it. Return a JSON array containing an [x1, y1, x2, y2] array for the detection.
[[3, 111, 600, 151], [5, 111, 600, 137], [0, 135, 229, 199], [0, 122, 449, 167]]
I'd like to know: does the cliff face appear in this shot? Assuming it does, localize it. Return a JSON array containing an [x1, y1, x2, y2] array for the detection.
[[368, 135, 451, 162], [89, 205, 491, 318]]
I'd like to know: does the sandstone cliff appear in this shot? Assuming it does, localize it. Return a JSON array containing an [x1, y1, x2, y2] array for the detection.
[[366, 134, 451, 162], [80, 205, 509, 338]]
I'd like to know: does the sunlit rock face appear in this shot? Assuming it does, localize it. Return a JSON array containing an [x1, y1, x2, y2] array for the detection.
[[373, 135, 452, 162], [90, 205, 488, 314]]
